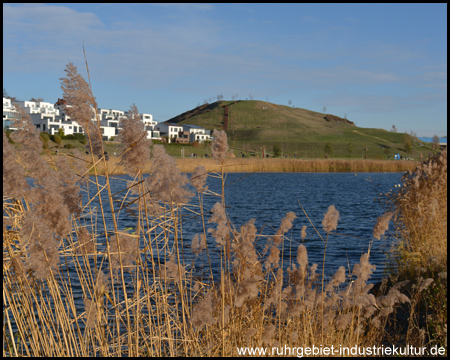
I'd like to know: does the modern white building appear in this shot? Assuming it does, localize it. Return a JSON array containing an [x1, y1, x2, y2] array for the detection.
[[155, 122, 184, 143], [4, 96, 161, 141], [16, 100, 60, 116], [154, 122, 211, 144], [124, 112, 160, 140], [3, 97, 16, 129], [181, 124, 211, 143]]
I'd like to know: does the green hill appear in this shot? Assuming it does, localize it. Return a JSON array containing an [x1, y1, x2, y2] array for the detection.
[[168, 100, 432, 160]]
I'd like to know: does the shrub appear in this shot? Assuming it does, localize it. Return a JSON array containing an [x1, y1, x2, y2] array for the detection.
[[64, 143, 74, 149], [40, 132, 50, 143], [346, 142, 353, 156], [5, 130, 15, 144], [273, 144, 281, 157], [324, 142, 333, 156], [63, 133, 86, 141], [403, 134, 412, 154], [53, 134, 62, 145]]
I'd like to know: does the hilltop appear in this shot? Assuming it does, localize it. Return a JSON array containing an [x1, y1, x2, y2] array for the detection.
[[167, 100, 432, 159]]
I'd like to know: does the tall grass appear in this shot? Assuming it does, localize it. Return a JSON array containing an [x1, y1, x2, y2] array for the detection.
[[3, 60, 445, 356], [47, 155, 420, 176], [175, 158, 421, 174], [383, 149, 447, 348]]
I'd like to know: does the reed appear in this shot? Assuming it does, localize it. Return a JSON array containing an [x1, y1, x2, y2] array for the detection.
[[3, 59, 445, 356], [383, 149, 447, 349], [44, 149, 421, 175], [176, 157, 419, 174]]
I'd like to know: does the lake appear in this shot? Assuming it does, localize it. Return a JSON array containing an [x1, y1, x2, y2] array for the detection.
[[85, 172, 403, 284]]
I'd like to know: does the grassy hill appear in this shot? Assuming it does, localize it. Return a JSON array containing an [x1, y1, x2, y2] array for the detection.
[[26, 100, 437, 161], [169, 100, 433, 160]]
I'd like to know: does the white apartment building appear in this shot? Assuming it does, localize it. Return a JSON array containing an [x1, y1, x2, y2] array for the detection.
[[139, 113, 160, 140], [4, 97, 159, 141], [181, 124, 211, 143], [16, 100, 60, 116], [155, 122, 184, 143], [154, 122, 210, 144], [3, 97, 16, 129]]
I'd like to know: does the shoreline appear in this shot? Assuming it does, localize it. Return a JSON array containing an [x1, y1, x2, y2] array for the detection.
[[75, 156, 421, 175]]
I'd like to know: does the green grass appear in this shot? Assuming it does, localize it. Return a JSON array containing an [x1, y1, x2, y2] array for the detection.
[[32, 100, 438, 161], [172, 100, 434, 160]]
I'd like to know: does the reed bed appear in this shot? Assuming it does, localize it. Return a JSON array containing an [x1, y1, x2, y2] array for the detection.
[[175, 158, 421, 174], [3, 60, 446, 356], [79, 156, 420, 175]]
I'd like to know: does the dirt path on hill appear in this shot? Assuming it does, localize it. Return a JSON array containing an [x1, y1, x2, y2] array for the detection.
[[352, 130, 390, 143]]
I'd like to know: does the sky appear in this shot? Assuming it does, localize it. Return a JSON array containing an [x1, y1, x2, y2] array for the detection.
[[3, 3, 447, 137]]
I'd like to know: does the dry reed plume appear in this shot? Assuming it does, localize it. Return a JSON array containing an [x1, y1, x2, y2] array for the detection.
[[3, 59, 445, 356]]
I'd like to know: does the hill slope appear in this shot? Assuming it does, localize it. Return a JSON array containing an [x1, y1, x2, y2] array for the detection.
[[167, 100, 430, 159]]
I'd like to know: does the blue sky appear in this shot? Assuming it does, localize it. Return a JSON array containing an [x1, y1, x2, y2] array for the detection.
[[3, 3, 447, 136]]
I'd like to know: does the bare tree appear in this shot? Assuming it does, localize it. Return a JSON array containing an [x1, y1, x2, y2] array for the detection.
[[344, 113, 348, 120], [322, 106, 327, 113], [231, 95, 235, 101], [391, 125, 397, 133], [288, 99, 292, 106]]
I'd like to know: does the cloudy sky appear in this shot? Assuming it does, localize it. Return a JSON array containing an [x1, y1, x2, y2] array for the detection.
[[3, 3, 447, 136]]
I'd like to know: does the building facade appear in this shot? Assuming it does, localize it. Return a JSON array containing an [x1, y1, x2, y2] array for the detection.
[[4, 97, 208, 144]]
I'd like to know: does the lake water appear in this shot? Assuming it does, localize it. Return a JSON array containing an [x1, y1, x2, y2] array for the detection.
[[85, 172, 403, 284]]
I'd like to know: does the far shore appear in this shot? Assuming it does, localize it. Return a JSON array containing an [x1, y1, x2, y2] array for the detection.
[[63, 155, 421, 175]]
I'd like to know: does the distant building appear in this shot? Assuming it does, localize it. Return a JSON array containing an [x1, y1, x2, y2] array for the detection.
[[155, 122, 183, 143], [181, 124, 211, 143], [3, 96, 158, 141], [3, 97, 16, 129], [155, 122, 210, 144]]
